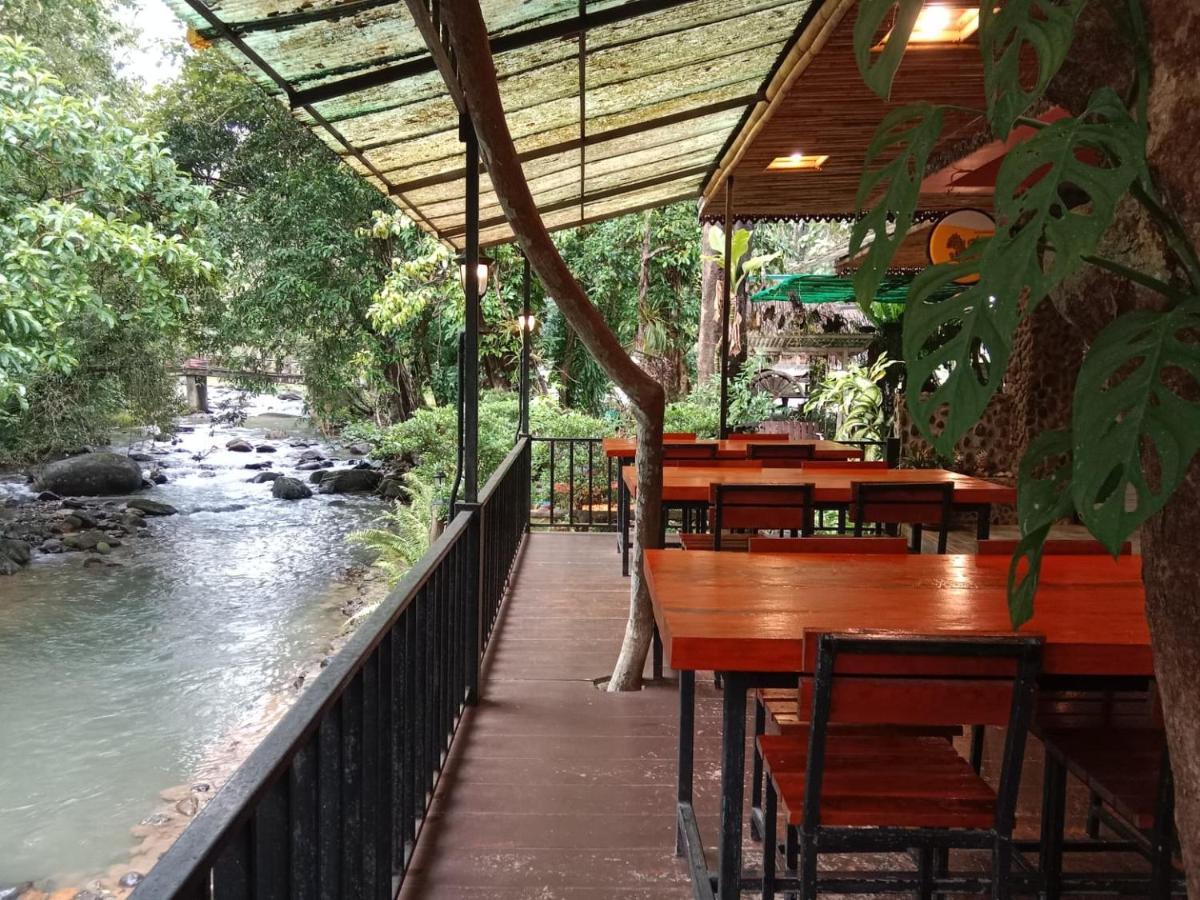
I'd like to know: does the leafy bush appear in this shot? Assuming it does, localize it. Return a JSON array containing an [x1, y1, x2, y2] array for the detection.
[[804, 354, 896, 442]]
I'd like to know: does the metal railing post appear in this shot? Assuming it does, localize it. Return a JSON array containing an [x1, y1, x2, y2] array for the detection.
[[455, 501, 483, 705]]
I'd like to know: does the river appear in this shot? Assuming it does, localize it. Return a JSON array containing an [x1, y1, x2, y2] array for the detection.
[[0, 388, 388, 890]]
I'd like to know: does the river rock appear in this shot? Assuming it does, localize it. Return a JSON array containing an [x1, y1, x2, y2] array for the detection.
[[175, 796, 199, 817], [36, 491, 61, 502], [95, 541, 111, 554], [379, 477, 405, 501], [63, 530, 110, 551], [318, 469, 381, 494], [346, 442, 372, 456], [116, 873, 144, 889], [126, 498, 178, 517], [295, 461, 322, 471], [249, 472, 282, 484], [34, 452, 143, 496], [308, 470, 329, 484], [255, 444, 277, 453], [272, 477, 312, 501], [128, 452, 155, 462], [1, 539, 32, 566], [0, 883, 33, 900], [226, 439, 253, 452], [298, 448, 325, 462], [278, 390, 303, 402], [122, 513, 148, 529], [39, 538, 64, 553], [243, 461, 271, 470], [148, 469, 169, 485]]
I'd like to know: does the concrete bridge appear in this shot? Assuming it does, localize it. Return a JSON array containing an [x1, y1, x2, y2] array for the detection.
[[173, 358, 304, 411]]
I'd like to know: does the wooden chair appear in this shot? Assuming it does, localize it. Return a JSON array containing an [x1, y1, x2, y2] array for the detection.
[[1036, 690, 1180, 898], [747, 442, 816, 467], [680, 483, 814, 551], [977, 538, 1134, 556], [759, 631, 1043, 900], [727, 431, 789, 442], [662, 442, 718, 463], [662, 431, 696, 441], [852, 481, 955, 554], [748, 536, 910, 554], [800, 459, 890, 470]]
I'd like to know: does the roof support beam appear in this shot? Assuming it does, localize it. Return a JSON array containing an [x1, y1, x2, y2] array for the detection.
[[197, 0, 401, 38], [291, 0, 701, 107], [384, 93, 755, 194], [442, 164, 710, 238]]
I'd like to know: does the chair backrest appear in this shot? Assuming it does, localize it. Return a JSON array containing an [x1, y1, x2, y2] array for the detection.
[[746, 443, 816, 466], [977, 538, 1134, 556], [663, 442, 718, 462], [663, 432, 697, 441], [800, 460, 890, 470], [800, 630, 1043, 835], [851, 481, 954, 526], [748, 536, 909, 554], [726, 431, 789, 442], [710, 483, 815, 548]]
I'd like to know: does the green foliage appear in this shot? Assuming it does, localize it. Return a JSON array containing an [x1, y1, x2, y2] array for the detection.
[[849, 104, 945, 309], [980, 0, 1087, 137], [0, 35, 215, 432], [663, 357, 777, 437], [1071, 305, 1200, 551], [853, 0, 924, 98], [804, 354, 896, 442], [349, 473, 435, 590], [849, 0, 1200, 621], [703, 225, 781, 295]]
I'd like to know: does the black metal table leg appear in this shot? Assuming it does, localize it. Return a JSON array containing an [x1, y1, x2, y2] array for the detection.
[[717, 671, 748, 900], [677, 669, 695, 856], [652, 625, 663, 680], [976, 505, 992, 541], [1039, 753, 1067, 900]]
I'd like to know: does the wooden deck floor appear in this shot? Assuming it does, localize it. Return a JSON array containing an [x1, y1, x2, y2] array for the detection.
[[400, 530, 1150, 899]]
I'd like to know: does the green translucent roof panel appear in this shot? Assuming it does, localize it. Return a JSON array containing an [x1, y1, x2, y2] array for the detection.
[[163, 0, 816, 248], [750, 273, 963, 305]]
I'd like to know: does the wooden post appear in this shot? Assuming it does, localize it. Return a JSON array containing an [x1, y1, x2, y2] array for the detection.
[[462, 112, 480, 504], [718, 176, 734, 438]]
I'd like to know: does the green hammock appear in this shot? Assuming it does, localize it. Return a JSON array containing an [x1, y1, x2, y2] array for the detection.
[[748, 273, 960, 305]]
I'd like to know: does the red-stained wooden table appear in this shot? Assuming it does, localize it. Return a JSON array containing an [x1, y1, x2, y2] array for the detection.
[[618, 464, 1015, 575], [644, 550, 1152, 900], [601, 436, 865, 461]]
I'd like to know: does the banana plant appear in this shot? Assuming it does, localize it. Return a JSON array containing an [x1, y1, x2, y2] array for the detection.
[[703, 225, 781, 295]]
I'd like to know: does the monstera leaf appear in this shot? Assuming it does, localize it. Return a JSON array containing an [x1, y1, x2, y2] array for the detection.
[[1071, 303, 1200, 552], [980, 0, 1088, 137], [1007, 429, 1075, 626], [902, 242, 1011, 457], [850, 103, 944, 310], [989, 88, 1146, 311], [853, 0, 924, 99]]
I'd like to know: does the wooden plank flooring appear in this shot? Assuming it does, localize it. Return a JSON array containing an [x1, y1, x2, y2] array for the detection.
[[401, 530, 1153, 899]]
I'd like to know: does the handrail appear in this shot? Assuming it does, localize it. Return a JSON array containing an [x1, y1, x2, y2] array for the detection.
[[133, 437, 533, 899]]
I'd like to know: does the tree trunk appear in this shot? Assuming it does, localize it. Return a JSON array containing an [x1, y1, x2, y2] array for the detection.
[[634, 212, 687, 398], [440, 4, 666, 692], [1046, 3, 1200, 890], [697, 222, 722, 385], [380, 357, 419, 424]]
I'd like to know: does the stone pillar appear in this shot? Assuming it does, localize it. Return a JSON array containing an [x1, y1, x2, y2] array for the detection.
[[185, 375, 209, 413]]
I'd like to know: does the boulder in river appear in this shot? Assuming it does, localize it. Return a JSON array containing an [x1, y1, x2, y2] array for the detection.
[[62, 529, 112, 551], [128, 451, 156, 462], [226, 439, 254, 452], [272, 477, 312, 501], [118, 872, 145, 889], [34, 452, 143, 496], [126, 498, 178, 517], [346, 442, 372, 456], [308, 470, 329, 484], [0, 883, 33, 900], [249, 472, 282, 484], [298, 448, 325, 462], [278, 390, 303, 402], [36, 491, 61, 502], [1, 539, 32, 566], [318, 469, 382, 494], [255, 444, 277, 453], [244, 461, 272, 470]]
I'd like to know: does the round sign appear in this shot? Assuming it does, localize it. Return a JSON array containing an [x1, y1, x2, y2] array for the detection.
[[927, 209, 995, 284]]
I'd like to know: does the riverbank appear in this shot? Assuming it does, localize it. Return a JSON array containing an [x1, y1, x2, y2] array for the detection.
[[0, 387, 403, 897]]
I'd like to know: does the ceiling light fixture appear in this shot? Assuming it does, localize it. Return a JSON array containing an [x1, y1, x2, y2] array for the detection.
[[766, 153, 829, 172]]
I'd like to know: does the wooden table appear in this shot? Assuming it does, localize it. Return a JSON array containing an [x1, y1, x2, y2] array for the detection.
[[618, 464, 1015, 575], [644, 550, 1152, 900], [601, 436, 865, 461]]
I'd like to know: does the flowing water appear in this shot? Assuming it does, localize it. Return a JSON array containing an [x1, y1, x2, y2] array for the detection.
[[0, 389, 386, 886]]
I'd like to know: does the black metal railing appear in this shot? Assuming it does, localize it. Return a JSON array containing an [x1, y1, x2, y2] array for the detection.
[[133, 438, 532, 900], [528, 436, 617, 532]]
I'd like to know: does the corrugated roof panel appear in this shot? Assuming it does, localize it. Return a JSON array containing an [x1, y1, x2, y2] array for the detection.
[[164, 0, 818, 246]]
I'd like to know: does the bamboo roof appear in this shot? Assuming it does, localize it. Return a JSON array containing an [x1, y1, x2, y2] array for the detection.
[[165, 0, 823, 249], [700, 0, 996, 221]]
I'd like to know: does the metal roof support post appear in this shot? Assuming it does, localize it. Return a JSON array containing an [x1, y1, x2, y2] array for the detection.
[[718, 175, 734, 439], [519, 253, 532, 436], [461, 111, 481, 504]]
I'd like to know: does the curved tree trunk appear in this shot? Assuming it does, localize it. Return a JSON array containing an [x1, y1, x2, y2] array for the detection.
[[439, 3, 666, 691], [697, 222, 722, 385], [1047, 4, 1200, 889]]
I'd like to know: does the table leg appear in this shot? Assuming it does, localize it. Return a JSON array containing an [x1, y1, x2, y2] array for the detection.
[[1039, 753, 1067, 900], [718, 671, 748, 900], [976, 505, 992, 541], [676, 669, 695, 856]]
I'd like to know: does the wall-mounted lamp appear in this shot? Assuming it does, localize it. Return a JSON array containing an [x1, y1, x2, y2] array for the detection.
[[456, 252, 494, 295]]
